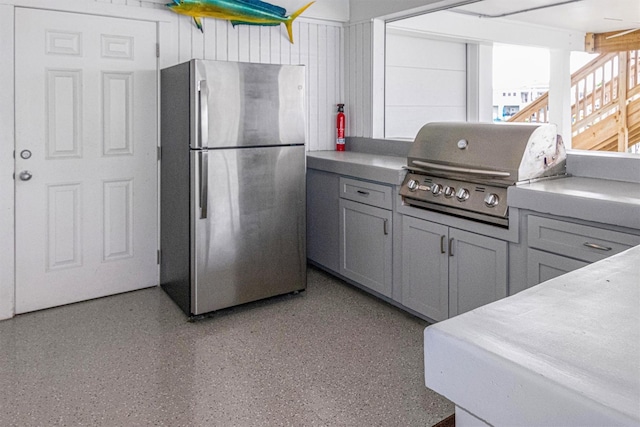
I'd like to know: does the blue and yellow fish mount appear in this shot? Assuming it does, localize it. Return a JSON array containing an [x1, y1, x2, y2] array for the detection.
[[167, 0, 314, 44]]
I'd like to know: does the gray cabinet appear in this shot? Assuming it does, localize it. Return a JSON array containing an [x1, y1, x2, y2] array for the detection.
[[401, 216, 448, 321], [307, 169, 340, 272], [526, 215, 640, 287], [339, 178, 393, 298], [401, 216, 508, 320], [527, 248, 588, 286], [448, 228, 508, 317]]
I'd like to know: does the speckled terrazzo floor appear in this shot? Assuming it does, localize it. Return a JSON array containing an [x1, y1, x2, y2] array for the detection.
[[0, 266, 454, 426]]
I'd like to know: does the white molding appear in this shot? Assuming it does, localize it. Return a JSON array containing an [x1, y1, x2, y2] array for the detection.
[[466, 43, 493, 122], [476, 43, 493, 123], [349, 0, 482, 25], [388, 10, 585, 51], [371, 18, 385, 139], [0, 4, 15, 321], [297, 16, 346, 27]]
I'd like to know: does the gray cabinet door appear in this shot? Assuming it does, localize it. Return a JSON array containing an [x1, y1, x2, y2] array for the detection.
[[339, 199, 393, 297], [449, 228, 508, 317], [527, 248, 588, 287], [401, 216, 449, 321], [307, 169, 340, 272]]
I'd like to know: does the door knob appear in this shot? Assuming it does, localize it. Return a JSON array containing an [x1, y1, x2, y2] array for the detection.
[[19, 170, 32, 181]]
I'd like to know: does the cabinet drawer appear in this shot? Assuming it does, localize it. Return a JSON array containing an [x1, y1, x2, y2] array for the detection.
[[339, 177, 392, 210], [528, 216, 640, 263]]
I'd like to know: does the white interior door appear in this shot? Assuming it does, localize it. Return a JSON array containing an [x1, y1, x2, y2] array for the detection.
[[15, 8, 158, 314]]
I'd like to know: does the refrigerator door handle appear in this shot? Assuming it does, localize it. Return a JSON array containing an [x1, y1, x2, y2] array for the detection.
[[200, 150, 208, 219], [199, 80, 209, 149]]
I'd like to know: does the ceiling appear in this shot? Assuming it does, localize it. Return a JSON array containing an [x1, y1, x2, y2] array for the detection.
[[452, 0, 640, 34]]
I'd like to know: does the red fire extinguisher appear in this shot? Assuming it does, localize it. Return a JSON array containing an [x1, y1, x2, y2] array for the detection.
[[336, 103, 345, 151]]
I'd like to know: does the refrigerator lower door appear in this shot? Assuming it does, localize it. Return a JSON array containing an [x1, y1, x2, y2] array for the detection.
[[190, 145, 306, 315]]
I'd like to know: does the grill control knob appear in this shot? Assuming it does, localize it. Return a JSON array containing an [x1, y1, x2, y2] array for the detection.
[[455, 188, 470, 202], [443, 186, 455, 198], [407, 179, 419, 191], [484, 193, 500, 208], [431, 184, 443, 196]]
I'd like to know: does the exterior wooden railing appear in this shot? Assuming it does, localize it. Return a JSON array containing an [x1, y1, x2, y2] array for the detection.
[[509, 49, 640, 152]]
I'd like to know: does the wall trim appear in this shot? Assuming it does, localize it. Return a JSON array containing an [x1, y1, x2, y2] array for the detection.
[[0, 4, 15, 321]]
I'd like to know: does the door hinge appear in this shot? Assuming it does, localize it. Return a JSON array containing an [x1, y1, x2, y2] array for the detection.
[[157, 249, 161, 265], [157, 146, 161, 161], [156, 43, 160, 58]]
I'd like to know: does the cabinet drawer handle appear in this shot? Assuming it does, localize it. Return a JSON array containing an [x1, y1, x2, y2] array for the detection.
[[440, 235, 446, 254], [449, 238, 454, 257], [356, 190, 370, 196], [583, 242, 612, 251], [383, 219, 389, 235]]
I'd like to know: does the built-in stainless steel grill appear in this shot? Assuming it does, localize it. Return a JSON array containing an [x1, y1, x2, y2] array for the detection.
[[400, 122, 567, 227]]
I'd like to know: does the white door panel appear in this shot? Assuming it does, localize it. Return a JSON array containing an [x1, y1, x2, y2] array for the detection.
[[15, 9, 158, 313]]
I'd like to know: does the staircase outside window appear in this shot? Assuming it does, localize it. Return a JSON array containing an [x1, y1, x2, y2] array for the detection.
[[508, 49, 640, 154]]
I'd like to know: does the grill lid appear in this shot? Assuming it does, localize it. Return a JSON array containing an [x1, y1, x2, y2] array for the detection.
[[407, 122, 566, 184]]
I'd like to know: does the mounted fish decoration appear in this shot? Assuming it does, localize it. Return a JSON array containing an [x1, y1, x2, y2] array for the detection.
[[167, 0, 314, 43]]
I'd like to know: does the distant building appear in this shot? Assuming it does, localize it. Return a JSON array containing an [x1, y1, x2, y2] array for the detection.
[[493, 84, 549, 122]]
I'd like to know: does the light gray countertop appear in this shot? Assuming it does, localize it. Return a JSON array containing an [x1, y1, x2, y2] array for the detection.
[[508, 176, 640, 230], [307, 151, 640, 230], [424, 245, 640, 426], [307, 151, 406, 185]]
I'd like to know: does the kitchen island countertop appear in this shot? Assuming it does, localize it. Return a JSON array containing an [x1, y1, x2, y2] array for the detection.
[[424, 244, 640, 427]]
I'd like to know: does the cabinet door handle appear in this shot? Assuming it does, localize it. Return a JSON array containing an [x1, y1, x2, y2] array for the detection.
[[357, 190, 370, 196], [448, 238, 454, 257], [383, 219, 389, 235], [440, 235, 446, 254], [583, 242, 612, 251]]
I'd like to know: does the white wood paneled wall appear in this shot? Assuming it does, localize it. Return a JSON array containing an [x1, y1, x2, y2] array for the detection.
[[385, 33, 467, 139], [93, 0, 343, 151], [344, 21, 373, 138], [178, 17, 343, 151]]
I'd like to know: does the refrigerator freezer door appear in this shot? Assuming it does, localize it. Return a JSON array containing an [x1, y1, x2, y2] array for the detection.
[[191, 145, 306, 314], [194, 60, 306, 148]]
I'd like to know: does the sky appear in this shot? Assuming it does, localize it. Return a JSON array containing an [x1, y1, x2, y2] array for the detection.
[[492, 43, 598, 90]]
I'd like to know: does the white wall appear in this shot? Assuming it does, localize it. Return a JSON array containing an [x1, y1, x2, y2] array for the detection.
[[549, 49, 572, 146], [0, 0, 346, 320], [385, 32, 467, 139]]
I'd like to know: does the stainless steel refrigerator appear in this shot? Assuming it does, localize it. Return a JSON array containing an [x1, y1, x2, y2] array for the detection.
[[160, 59, 306, 317]]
